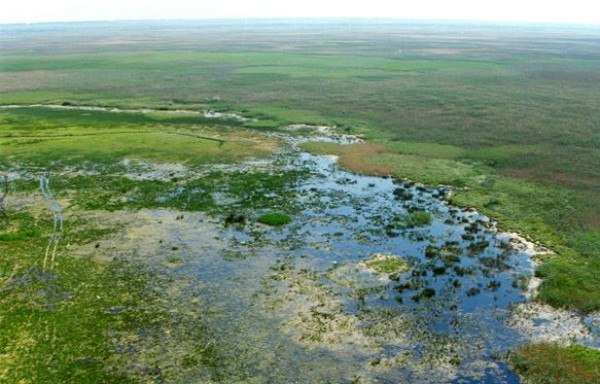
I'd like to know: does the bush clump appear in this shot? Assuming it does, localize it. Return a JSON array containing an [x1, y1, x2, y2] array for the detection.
[[257, 213, 292, 226], [408, 211, 432, 227]]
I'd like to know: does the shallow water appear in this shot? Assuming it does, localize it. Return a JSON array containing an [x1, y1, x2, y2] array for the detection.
[[108, 135, 574, 383], [241, 152, 525, 380]]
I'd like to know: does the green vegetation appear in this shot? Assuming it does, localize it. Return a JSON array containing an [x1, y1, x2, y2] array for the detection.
[[510, 343, 600, 383], [1, 214, 152, 382], [384, 210, 433, 231], [2, 21, 598, 312], [0, 230, 39, 242], [165, 255, 183, 264], [403, 211, 433, 228], [257, 213, 292, 226], [0, 107, 274, 168], [362, 253, 411, 274], [0, 210, 236, 383], [39, 170, 304, 214], [534, 254, 600, 314]]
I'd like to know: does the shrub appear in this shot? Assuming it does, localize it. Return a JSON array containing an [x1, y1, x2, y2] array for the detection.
[[257, 213, 292, 226]]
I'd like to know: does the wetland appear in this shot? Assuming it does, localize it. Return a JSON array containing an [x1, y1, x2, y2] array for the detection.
[[1, 20, 600, 383], [2, 107, 598, 382]]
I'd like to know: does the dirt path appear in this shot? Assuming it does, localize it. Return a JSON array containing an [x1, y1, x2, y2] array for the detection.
[[39, 174, 63, 271]]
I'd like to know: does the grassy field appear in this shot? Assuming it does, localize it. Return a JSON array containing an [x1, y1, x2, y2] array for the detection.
[[0, 107, 275, 168], [1, 20, 599, 382]]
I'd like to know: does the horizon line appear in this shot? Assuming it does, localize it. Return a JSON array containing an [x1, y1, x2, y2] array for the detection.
[[2, 17, 599, 28]]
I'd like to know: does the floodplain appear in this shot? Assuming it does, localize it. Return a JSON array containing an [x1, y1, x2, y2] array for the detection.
[[1, 20, 599, 383]]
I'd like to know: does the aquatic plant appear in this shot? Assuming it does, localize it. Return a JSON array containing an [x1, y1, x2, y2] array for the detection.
[[362, 253, 411, 275], [407, 211, 432, 227], [388, 211, 432, 230]]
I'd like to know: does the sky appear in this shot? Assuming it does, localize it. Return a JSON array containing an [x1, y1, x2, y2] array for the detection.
[[1, 0, 599, 25]]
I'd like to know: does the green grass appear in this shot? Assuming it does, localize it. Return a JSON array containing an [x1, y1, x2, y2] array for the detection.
[[0, 230, 39, 242], [510, 343, 600, 383], [386, 141, 467, 159], [534, 253, 600, 314], [231, 59, 496, 79], [0, 108, 273, 168], [0, 51, 498, 74], [1, 132, 250, 167], [0, 106, 244, 128], [243, 105, 330, 128], [368, 153, 479, 186], [388, 211, 433, 229], [405, 211, 433, 227], [257, 213, 292, 226]]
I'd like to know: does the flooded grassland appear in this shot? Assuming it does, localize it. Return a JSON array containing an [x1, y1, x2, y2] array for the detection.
[[1, 109, 599, 383]]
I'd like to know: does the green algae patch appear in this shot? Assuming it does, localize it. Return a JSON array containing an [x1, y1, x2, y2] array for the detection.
[[257, 213, 292, 226], [510, 343, 600, 383], [361, 253, 411, 275]]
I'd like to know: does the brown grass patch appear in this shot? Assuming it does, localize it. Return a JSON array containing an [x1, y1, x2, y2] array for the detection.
[[503, 168, 600, 192], [511, 343, 600, 383], [0, 70, 63, 92], [332, 143, 392, 176]]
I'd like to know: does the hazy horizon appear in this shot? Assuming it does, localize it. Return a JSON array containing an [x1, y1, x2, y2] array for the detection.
[[2, 17, 600, 30], [2, 0, 599, 26]]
